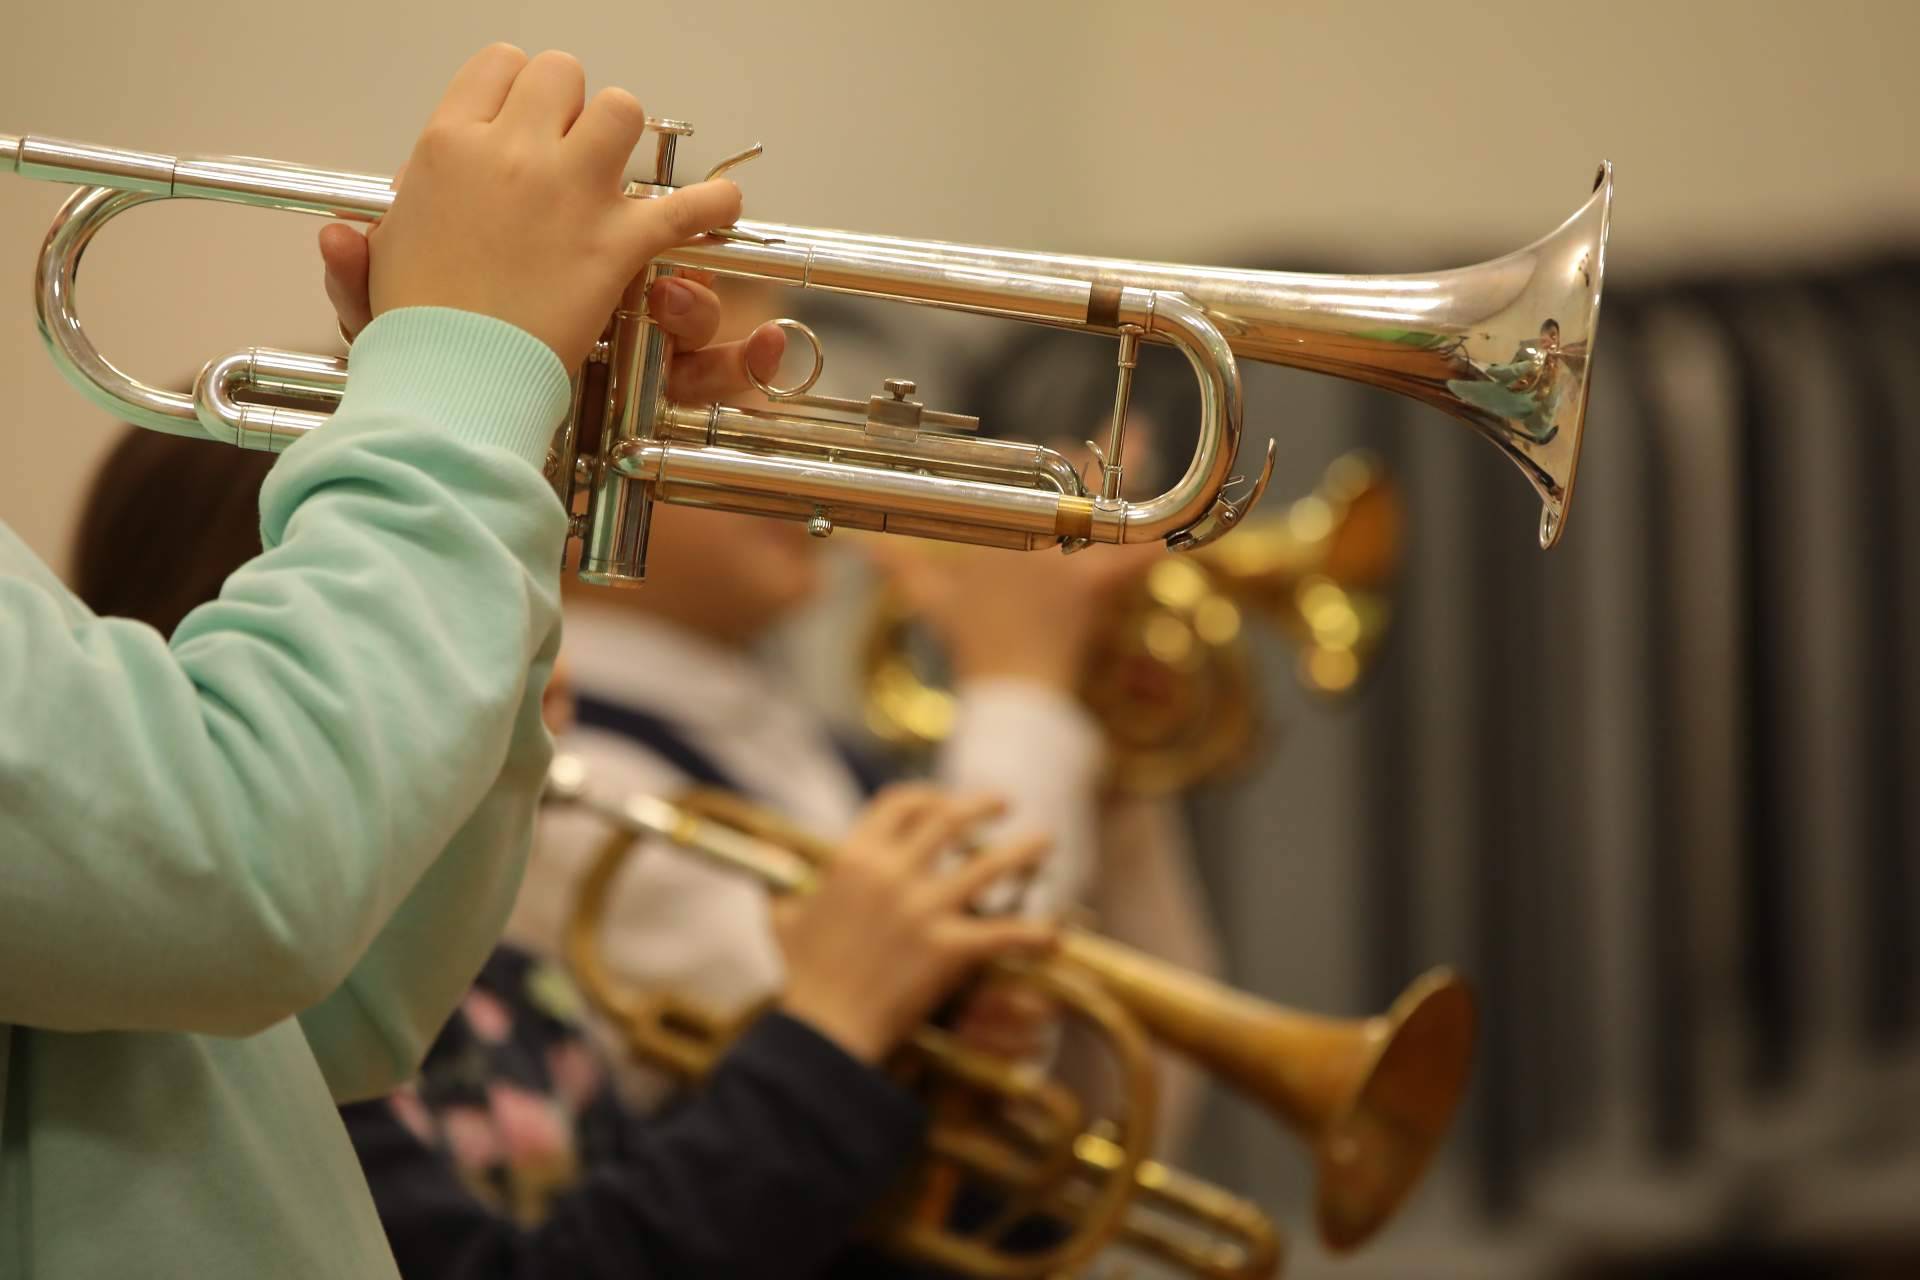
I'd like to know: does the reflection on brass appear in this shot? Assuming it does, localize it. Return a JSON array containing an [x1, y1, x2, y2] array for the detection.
[[10, 127, 1605, 587], [862, 452, 1402, 794], [550, 764, 1475, 1276]]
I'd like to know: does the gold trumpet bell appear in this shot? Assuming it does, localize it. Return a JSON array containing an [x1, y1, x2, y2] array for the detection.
[[554, 765, 1479, 1279], [1054, 927, 1477, 1260], [866, 451, 1406, 797], [1197, 451, 1403, 700], [1296, 970, 1478, 1251]]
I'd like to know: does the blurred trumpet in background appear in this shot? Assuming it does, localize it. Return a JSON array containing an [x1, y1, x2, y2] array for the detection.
[[861, 452, 1402, 794], [551, 766, 1476, 1278]]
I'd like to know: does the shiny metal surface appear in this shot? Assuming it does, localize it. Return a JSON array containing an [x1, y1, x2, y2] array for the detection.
[[1069, 1128, 1285, 1278], [706, 167, 1611, 550], [579, 278, 670, 587], [195, 347, 344, 451], [3, 124, 1608, 577], [555, 769, 1158, 1278], [549, 760, 1478, 1275]]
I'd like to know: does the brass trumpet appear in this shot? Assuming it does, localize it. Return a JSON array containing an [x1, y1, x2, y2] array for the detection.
[[547, 759, 1476, 1278], [861, 451, 1402, 795], [5, 123, 1608, 584]]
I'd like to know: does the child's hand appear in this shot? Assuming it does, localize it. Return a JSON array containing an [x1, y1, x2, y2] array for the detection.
[[341, 43, 748, 373], [776, 786, 1058, 1064], [952, 977, 1057, 1064], [327, 223, 784, 402]]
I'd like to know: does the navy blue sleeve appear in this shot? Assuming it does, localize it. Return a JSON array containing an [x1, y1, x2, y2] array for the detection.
[[343, 1012, 927, 1280]]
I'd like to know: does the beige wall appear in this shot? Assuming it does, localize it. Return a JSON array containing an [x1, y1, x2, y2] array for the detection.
[[3, 0, 1916, 573]]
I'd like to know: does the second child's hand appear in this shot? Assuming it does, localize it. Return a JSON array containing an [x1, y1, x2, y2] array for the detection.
[[775, 786, 1058, 1065]]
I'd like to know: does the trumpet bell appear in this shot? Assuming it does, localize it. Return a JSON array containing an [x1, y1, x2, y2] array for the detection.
[[1312, 969, 1477, 1251], [554, 768, 1479, 1277], [738, 159, 1611, 550], [1061, 926, 1476, 1255]]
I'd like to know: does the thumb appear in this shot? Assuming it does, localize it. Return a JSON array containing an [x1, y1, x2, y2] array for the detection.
[[955, 917, 1061, 967], [318, 223, 373, 340], [618, 178, 742, 275]]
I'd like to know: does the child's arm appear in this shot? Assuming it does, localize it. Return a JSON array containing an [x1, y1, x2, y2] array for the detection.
[[345, 789, 1058, 1279], [343, 1012, 926, 1280], [0, 43, 745, 1046], [0, 307, 565, 1037]]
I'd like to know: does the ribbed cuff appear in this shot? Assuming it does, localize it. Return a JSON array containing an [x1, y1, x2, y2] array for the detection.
[[342, 307, 571, 470]]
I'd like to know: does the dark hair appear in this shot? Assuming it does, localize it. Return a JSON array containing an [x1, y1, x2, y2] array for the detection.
[[70, 427, 276, 637]]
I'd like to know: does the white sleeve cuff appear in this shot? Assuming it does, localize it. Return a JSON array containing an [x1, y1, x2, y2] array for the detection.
[[946, 678, 1105, 787], [938, 678, 1105, 911]]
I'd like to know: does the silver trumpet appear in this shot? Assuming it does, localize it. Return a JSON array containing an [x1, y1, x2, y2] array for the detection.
[[3, 122, 1611, 582]]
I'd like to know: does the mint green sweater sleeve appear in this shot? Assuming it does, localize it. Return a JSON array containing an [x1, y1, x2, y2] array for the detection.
[[0, 308, 568, 1056]]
